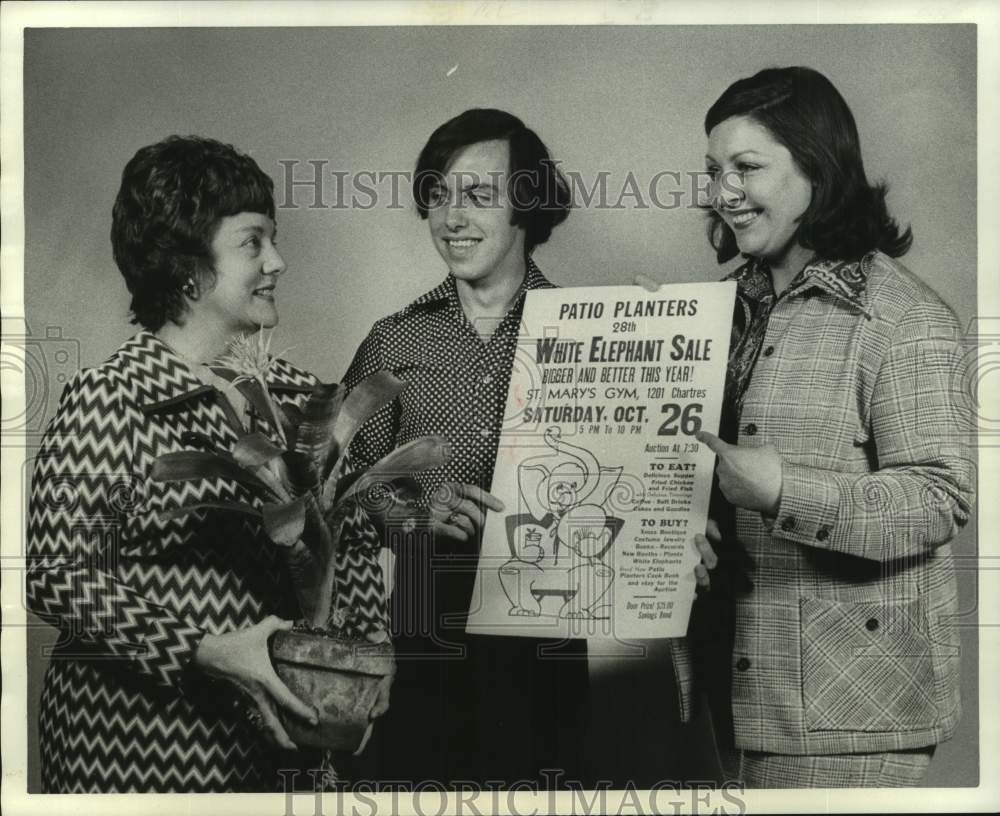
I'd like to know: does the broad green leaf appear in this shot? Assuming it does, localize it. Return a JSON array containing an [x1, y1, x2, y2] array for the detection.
[[281, 539, 323, 622], [150, 451, 279, 499], [330, 467, 363, 505], [232, 431, 284, 468], [331, 371, 406, 456], [262, 497, 307, 546], [282, 449, 320, 499], [336, 477, 422, 542], [335, 436, 451, 505], [280, 403, 304, 447], [295, 382, 344, 477], [231, 377, 293, 441]]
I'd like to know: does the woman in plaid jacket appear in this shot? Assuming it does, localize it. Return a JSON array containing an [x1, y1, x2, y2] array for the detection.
[[692, 67, 976, 787], [26, 136, 386, 791]]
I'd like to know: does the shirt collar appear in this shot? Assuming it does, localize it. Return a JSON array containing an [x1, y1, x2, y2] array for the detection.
[[402, 256, 555, 316], [725, 253, 873, 317], [124, 331, 311, 414]]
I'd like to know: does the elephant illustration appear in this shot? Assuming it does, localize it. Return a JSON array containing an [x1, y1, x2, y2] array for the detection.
[[499, 427, 627, 620]]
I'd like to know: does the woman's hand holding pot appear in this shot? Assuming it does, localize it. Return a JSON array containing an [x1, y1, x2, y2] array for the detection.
[[193, 615, 318, 750]]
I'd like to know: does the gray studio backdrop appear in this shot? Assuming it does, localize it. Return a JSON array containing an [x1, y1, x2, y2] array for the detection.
[[23, 25, 977, 789]]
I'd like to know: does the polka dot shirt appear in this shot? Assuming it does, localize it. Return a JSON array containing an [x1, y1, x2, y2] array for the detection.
[[342, 259, 555, 519]]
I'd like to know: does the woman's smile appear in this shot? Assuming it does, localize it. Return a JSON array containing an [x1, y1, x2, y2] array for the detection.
[[728, 209, 762, 227], [706, 115, 813, 276]]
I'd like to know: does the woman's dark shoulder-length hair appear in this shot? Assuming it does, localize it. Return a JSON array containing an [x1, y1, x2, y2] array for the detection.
[[704, 66, 912, 265], [111, 135, 276, 331], [412, 108, 570, 255]]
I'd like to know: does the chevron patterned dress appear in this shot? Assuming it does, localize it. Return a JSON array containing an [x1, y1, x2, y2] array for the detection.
[[27, 332, 387, 792]]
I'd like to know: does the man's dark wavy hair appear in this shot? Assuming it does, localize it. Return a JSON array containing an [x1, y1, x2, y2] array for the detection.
[[704, 66, 912, 264], [111, 135, 275, 331], [412, 108, 570, 255]]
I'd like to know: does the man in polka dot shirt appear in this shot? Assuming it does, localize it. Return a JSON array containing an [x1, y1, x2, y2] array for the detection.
[[341, 109, 587, 787]]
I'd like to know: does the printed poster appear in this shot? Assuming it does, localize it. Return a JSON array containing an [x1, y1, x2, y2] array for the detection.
[[466, 281, 736, 639]]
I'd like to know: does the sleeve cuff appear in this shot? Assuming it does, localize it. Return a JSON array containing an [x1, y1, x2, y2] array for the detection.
[[771, 462, 842, 548]]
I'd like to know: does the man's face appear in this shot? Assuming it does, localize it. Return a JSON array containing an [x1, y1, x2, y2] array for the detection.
[[426, 139, 527, 287]]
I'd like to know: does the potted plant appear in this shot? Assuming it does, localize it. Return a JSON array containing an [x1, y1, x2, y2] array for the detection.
[[151, 330, 449, 752]]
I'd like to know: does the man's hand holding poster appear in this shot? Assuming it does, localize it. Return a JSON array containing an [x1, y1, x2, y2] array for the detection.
[[467, 281, 736, 639]]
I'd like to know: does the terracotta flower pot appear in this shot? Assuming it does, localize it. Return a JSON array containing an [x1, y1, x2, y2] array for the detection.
[[269, 628, 394, 753]]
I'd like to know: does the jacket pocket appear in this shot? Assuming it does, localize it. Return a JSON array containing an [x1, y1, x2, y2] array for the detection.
[[800, 596, 938, 732]]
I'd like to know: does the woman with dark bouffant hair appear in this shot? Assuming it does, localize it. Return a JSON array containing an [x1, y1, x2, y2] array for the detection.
[[26, 135, 387, 792], [690, 67, 975, 788]]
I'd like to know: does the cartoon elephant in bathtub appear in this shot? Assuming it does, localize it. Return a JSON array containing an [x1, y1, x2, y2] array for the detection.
[[499, 427, 627, 619]]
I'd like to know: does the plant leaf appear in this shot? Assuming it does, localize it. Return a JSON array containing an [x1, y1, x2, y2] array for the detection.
[[336, 476, 422, 537], [262, 497, 307, 546], [158, 501, 263, 522], [280, 538, 322, 622], [332, 371, 406, 456], [150, 450, 280, 499], [335, 436, 452, 505], [280, 403, 304, 447], [231, 378, 293, 441], [232, 431, 284, 468], [331, 467, 365, 505], [295, 381, 343, 476], [180, 431, 219, 452], [282, 449, 319, 499]]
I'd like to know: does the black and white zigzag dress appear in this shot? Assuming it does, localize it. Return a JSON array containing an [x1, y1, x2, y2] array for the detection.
[[26, 332, 388, 792]]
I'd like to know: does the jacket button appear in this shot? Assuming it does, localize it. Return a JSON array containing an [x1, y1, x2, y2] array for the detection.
[[816, 527, 830, 541], [780, 516, 796, 531], [763, 346, 775, 357], [736, 657, 751, 671], [744, 423, 757, 436], [866, 618, 879, 632]]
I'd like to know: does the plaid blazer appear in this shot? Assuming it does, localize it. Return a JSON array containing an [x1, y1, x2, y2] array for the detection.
[[699, 252, 975, 755], [26, 332, 384, 791]]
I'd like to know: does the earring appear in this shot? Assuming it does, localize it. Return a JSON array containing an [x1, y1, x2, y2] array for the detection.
[[182, 277, 198, 299]]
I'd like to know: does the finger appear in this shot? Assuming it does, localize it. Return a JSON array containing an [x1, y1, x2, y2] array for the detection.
[[705, 518, 721, 543], [370, 675, 392, 719], [451, 483, 505, 513], [693, 533, 718, 569], [449, 498, 487, 530], [447, 512, 476, 539], [633, 273, 663, 293], [257, 615, 293, 637], [255, 694, 298, 751], [694, 563, 710, 589], [432, 501, 478, 537], [261, 668, 319, 726], [371, 695, 389, 719], [433, 518, 468, 542], [694, 430, 730, 456]]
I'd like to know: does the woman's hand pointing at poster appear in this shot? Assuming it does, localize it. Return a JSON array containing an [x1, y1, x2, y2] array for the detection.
[[695, 430, 784, 514]]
